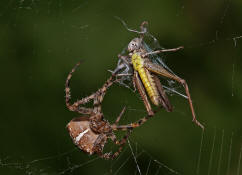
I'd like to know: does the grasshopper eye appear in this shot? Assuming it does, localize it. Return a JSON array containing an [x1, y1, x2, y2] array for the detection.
[[128, 41, 136, 51]]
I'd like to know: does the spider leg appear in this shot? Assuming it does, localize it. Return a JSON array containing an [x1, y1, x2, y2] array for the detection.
[[66, 61, 117, 114], [92, 75, 117, 114], [143, 46, 184, 57], [100, 107, 131, 159], [144, 60, 204, 129], [91, 73, 133, 114], [102, 129, 132, 159], [92, 134, 108, 157], [115, 114, 153, 131], [133, 71, 154, 116], [115, 106, 126, 125], [113, 107, 162, 131], [73, 75, 116, 114], [65, 61, 97, 114], [65, 61, 81, 111], [111, 104, 159, 131], [111, 129, 132, 159]]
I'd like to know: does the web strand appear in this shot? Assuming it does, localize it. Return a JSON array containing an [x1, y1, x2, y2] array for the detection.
[[226, 132, 233, 175], [196, 128, 204, 175], [217, 129, 224, 175], [208, 128, 217, 175], [128, 139, 142, 175], [237, 143, 242, 175]]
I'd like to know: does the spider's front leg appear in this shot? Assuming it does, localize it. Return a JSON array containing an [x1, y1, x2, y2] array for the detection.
[[114, 109, 159, 131], [65, 61, 96, 114], [144, 60, 204, 129], [65, 61, 117, 114]]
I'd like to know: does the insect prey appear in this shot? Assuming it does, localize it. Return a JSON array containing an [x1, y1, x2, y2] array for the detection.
[[112, 21, 204, 129]]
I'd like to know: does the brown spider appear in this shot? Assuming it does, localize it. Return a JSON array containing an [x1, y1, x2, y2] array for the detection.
[[112, 20, 204, 129], [65, 61, 146, 159]]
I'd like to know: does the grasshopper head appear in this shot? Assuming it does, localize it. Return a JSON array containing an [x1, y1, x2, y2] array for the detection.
[[127, 38, 142, 52]]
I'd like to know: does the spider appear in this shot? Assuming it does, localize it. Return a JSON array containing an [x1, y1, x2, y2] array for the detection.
[[65, 61, 140, 159], [112, 20, 204, 129]]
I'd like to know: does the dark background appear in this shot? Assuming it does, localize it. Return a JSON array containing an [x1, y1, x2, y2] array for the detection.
[[0, 0, 242, 175]]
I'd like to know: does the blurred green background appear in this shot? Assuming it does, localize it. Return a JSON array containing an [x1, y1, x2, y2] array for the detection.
[[1, 0, 242, 175]]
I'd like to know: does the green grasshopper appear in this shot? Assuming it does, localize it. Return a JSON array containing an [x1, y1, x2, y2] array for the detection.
[[112, 21, 204, 129]]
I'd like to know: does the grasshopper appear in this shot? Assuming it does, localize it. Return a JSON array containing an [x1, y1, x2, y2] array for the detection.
[[112, 21, 204, 129]]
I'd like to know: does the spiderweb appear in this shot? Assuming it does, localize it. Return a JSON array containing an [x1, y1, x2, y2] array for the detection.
[[0, 0, 242, 175]]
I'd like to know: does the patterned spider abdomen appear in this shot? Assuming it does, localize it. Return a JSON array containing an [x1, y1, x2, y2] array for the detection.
[[67, 117, 99, 154]]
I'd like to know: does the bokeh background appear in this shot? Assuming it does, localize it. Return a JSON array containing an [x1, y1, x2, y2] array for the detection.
[[1, 0, 242, 175]]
